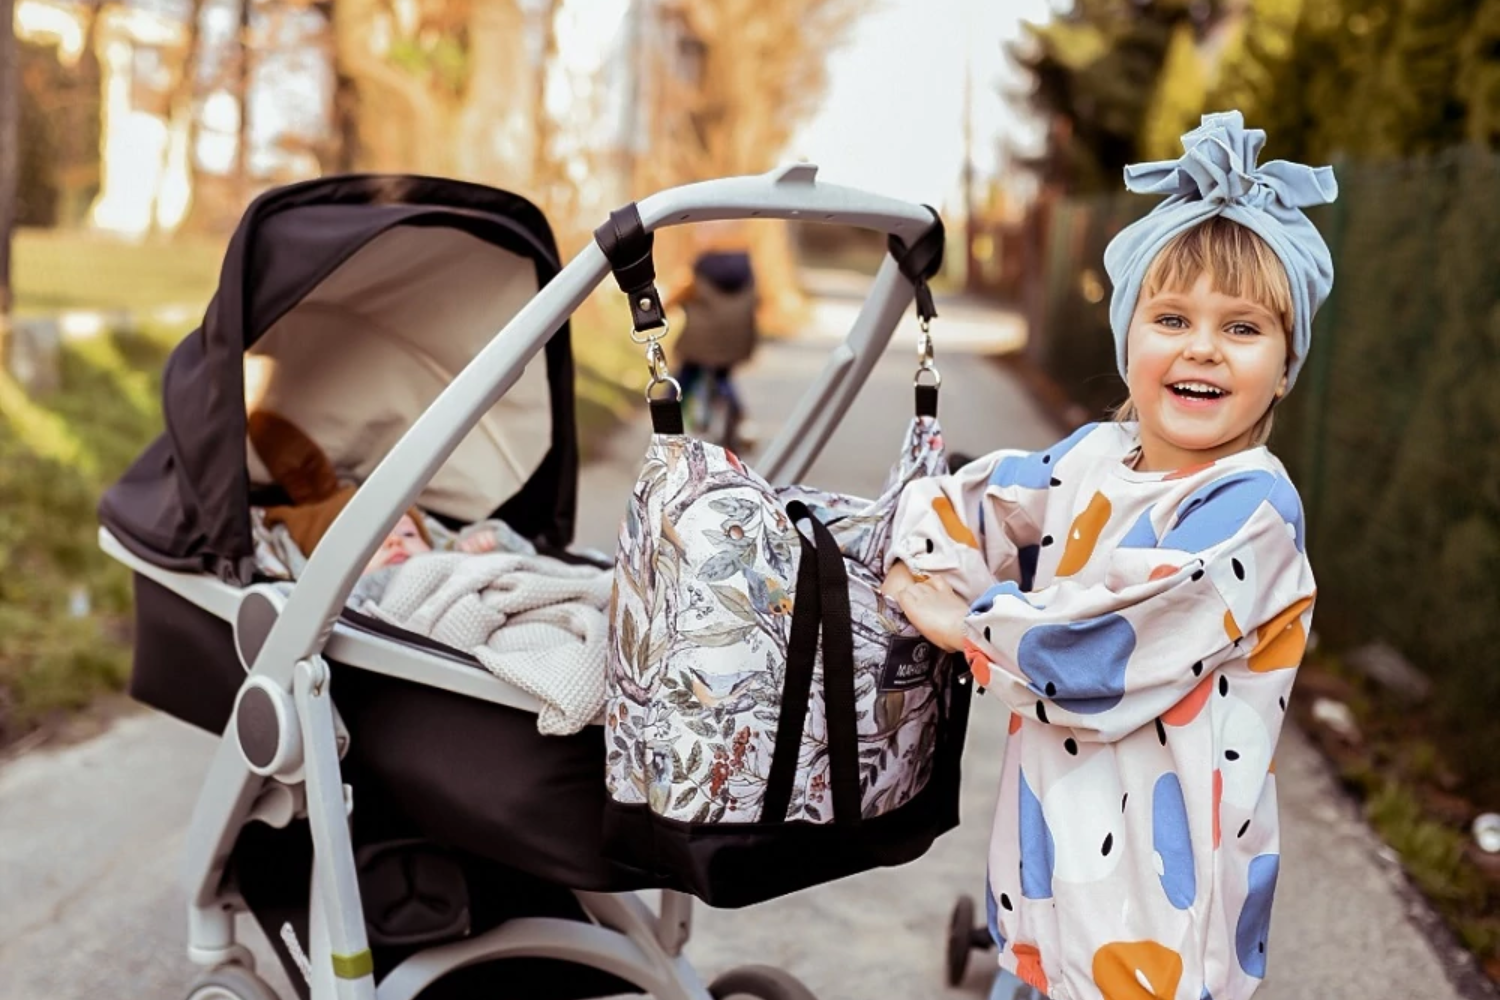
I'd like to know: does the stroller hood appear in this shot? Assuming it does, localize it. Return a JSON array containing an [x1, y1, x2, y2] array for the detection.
[[100, 174, 578, 586]]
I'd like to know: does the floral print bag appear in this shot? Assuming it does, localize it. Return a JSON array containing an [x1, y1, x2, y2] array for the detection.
[[603, 391, 974, 908]]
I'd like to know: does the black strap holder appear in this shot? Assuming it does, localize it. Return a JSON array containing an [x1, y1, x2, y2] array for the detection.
[[915, 383, 939, 419], [887, 207, 946, 326], [761, 501, 862, 827], [594, 203, 666, 332], [649, 397, 684, 435]]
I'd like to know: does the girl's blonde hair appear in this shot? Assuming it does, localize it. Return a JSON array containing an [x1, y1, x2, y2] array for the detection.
[[1114, 217, 1294, 447]]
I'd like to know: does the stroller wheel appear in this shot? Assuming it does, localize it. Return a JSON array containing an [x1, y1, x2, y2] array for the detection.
[[708, 963, 818, 1000], [185, 964, 282, 1000], [946, 894, 977, 986]]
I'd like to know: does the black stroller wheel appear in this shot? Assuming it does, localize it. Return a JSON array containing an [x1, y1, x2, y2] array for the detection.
[[708, 963, 818, 1000], [946, 894, 977, 986], [184, 964, 282, 1000]]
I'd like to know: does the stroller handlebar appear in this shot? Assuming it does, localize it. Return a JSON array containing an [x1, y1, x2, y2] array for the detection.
[[258, 167, 939, 672]]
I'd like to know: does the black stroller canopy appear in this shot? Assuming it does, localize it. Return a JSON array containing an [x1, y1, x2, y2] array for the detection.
[[100, 174, 579, 586]]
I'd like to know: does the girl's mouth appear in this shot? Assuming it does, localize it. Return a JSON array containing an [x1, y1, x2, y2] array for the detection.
[[1168, 381, 1229, 406]]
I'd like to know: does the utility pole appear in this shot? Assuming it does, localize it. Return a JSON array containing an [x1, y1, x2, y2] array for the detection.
[[0, 0, 19, 350]]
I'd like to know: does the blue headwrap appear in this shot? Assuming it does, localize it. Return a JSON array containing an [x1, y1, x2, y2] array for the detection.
[[1103, 111, 1338, 393]]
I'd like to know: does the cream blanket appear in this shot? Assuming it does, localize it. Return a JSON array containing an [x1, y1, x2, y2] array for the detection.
[[362, 552, 613, 735]]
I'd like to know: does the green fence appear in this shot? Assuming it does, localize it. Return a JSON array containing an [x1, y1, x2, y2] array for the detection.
[[1028, 148, 1500, 800]]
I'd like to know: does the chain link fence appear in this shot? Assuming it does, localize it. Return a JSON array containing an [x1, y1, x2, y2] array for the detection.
[[1025, 148, 1500, 800]]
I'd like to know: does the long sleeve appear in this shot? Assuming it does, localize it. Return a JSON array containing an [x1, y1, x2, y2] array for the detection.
[[965, 471, 1315, 743], [887, 424, 1100, 603]]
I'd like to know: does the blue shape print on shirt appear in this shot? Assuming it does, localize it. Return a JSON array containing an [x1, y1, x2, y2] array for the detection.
[[988, 423, 1096, 490], [1119, 505, 1159, 549], [1019, 771, 1056, 899], [971, 581, 1038, 615], [1160, 471, 1304, 555], [984, 878, 1006, 951], [1016, 613, 1137, 714], [1152, 772, 1196, 909], [1236, 853, 1280, 977]]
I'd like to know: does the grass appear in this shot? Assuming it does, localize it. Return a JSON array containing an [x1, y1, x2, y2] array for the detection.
[[12, 227, 225, 316], [0, 323, 182, 742], [0, 230, 644, 748], [1296, 651, 1500, 981]]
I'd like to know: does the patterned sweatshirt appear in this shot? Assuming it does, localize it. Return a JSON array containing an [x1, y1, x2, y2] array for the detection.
[[886, 422, 1315, 1000]]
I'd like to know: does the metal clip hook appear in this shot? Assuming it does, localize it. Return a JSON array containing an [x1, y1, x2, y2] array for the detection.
[[914, 325, 941, 387]]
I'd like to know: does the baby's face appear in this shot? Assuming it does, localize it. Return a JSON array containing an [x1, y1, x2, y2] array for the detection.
[[365, 514, 431, 573], [1125, 272, 1289, 471]]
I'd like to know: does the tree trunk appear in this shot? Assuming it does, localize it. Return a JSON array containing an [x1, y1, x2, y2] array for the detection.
[[0, 0, 18, 343], [454, 0, 531, 186]]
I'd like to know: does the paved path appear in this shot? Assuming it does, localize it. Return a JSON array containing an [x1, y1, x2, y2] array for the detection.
[[1, 277, 1488, 1000]]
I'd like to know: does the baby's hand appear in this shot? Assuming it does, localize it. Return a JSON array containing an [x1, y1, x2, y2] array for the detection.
[[457, 529, 499, 554], [889, 571, 968, 654]]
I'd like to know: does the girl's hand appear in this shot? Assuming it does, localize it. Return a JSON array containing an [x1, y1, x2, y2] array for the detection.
[[890, 572, 969, 654], [457, 529, 499, 554]]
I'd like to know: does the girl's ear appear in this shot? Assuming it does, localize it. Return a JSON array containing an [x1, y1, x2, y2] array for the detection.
[[1276, 372, 1289, 398]]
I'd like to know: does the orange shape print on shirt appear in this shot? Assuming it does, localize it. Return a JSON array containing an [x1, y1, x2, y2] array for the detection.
[[1163, 461, 1215, 481], [933, 496, 979, 548], [1162, 675, 1214, 727], [1249, 595, 1314, 672], [1148, 563, 1180, 582], [1224, 609, 1243, 643], [1013, 943, 1049, 995], [962, 639, 992, 689], [1056, 491, 1113, 576], [1092, 940, 1183, 1000]]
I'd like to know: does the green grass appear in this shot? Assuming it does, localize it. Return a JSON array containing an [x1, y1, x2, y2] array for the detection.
[[0, 323, 182, 741], [12, 228, 224, 316], [0, 233, 644, 746]]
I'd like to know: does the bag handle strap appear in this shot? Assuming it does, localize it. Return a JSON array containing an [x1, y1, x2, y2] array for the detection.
[[761, 501, 860, 827]]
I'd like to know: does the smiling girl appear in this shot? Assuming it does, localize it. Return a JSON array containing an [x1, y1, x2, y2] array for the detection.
[[882, 113, 1337, 1000]]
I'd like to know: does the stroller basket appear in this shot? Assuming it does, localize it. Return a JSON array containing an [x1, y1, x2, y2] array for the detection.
[[99, 164, 952, 1000]]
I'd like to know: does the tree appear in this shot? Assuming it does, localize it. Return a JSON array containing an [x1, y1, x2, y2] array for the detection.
[[1, 0, 18, 343], [332, 0, 536, 183], [1207, 0, 1499, 163], [637, 0, 868, 332], [1010, 0, 1230, 194]]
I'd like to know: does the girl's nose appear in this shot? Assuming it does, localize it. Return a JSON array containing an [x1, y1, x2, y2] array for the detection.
[[1182, 323, 1220, 361]]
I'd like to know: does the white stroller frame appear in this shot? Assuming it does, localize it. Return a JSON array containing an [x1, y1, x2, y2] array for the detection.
[[99, 163, 942, 1000]]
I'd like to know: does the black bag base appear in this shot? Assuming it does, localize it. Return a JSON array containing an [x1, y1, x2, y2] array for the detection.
[[602, 657, 973, 910]]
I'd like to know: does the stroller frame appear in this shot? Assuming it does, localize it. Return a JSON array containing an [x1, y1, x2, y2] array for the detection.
[[101, 163, 942, 1000]]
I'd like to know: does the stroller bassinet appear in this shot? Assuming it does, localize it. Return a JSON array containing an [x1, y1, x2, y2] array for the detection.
[[99, 165, 951, 1000]]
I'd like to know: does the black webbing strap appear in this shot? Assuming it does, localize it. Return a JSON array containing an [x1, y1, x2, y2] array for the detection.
[[887, 207, 946, 325], [915, 383, 939, 418], [593, 203, 666, 332], [649, 397, 684, 435], [760, 502, 861, 826]]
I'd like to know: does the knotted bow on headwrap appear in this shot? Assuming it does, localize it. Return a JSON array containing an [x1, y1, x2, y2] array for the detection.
[[1103, 111, 1338, 392]]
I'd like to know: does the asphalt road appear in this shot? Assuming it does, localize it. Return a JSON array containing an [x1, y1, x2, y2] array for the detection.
[[1, 279, 1488, 1000]]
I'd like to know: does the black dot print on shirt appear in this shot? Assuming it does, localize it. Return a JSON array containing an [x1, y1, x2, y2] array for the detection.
[[1122, 793, 1129, 811], [1192, 661, 1204, 676], [1045, 682, 1057, 696], [1279, 696, 1287, 711], [1232, 558, 1246, 581], [984, 626, 992, 642], [1050, 477, 1062, 487], [1041, 534, 1054, 546], [1219, 675, 1230, 697], [926, 538, 934, 553], [1064, 738, 1078, 755], [1042, 454, 1051, 464], [1192, 569, 1205, 581], [1155, 718, 1167, 745], [1000, 893, 1013, 911], [1226, 749, 1241, 761], [1036, 701, 1050, 724], [1238, 819, 1252, 839], [1101, 832, 1114, 856]]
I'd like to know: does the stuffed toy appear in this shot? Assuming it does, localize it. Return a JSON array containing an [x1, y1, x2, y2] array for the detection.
[[249, 410, 433, 572]]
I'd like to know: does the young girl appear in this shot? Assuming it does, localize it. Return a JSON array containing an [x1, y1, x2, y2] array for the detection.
[[883, 112, 1337, 1000]]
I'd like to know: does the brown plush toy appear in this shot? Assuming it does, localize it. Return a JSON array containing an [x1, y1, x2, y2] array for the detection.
[[249, 410, 431, 565]]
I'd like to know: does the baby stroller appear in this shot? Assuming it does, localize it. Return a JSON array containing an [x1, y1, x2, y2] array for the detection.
[[98, 164, 949, 1000]]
